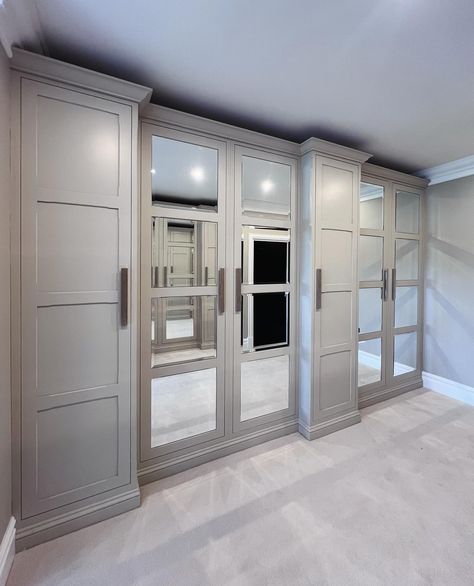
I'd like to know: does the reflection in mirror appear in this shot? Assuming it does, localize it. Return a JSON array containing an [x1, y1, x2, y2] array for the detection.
[[241, 226, 290, 285], [241, 156, 291, 216], [242, 292, 288, 352], [396, 190, 419, 234], [359, 235, 383, 281], [395, 239, 419, 280], [394, 332, 417, 376], [358, 338, 382, 386], [151, 136, 218, 210], [360, 182, 384, 230], [241, 355, 289, 421], [395, 286, 418, 328], [151, 218, 217, 287], [151, 368, 216, 447], [151, 296, 216, 367], [359, 288, 382, 334]]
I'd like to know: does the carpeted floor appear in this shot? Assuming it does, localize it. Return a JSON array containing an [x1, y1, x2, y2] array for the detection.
[[8, 388, 474, 585]]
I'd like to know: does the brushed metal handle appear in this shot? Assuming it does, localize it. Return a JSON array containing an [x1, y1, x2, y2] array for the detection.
[[315, 268, 322, 311], [392, 268, 397, 300], [205, 266, 209, 286], [218, 268, 225, 314], [120, 267, 128, 327], [163, 266, 168, 287], [235, 268, 242, 313], [382, 269, 388, 301]]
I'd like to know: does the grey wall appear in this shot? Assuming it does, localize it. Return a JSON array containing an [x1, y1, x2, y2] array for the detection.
[[424, 175, 474, 387], [0, 46, 11, 535]]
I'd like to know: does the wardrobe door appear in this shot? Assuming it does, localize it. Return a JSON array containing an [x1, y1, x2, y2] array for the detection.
[[20, 80, 133, 517], [233, 146, 297, 431], [140, 124, 227, 461], [388, 184, 423, 383], [313, 156, 360, 421], [358, 178, 391, 397]]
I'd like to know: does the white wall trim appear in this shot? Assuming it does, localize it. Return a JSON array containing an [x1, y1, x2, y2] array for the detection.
[[423, 371, 474, 406], [416, 155, 474, 186], [0, 517, 15, 586]]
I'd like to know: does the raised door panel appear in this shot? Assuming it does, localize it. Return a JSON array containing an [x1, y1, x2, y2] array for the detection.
[[21, 79, 132, 518]]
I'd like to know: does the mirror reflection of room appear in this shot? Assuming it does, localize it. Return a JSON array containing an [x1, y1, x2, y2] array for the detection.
[[151, 217, 217, 367]]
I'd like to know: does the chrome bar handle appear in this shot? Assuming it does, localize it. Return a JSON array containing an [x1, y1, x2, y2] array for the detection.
[[120, 267, 129, 327], [315, 268, 322, 311], [392, 268, 397, 300], [382, 269, 389, 301], [235, 268, 242, 313], [218, 268, 225, 314]]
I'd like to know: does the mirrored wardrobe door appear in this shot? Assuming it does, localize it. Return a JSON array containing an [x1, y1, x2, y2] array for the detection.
[[358, 177, 391, 394], [140, 123, 227, 461], [388, 184, 423, 383], [233, 146, 297, 431]]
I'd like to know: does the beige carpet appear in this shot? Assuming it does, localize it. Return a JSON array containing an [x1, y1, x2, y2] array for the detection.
[[8, 389, 474, 585]]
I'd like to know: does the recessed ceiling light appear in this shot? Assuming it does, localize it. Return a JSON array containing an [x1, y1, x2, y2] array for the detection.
[[150, 168, 156, 174], [190, 166, 205, 182], [261, 179, 274, 194]]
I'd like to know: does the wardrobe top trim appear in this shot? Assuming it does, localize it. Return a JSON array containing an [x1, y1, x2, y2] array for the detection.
[[362, 162, 428, 188], [299, 137, 372, 164], [10, 48, 152, 105]]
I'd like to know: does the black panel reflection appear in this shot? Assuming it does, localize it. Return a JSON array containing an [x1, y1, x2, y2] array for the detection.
[[253, 241, 289, 284], [253, 293, 288, 349]]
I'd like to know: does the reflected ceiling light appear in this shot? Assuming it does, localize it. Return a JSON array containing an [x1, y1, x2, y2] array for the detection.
[[261, 179, 274, 194], [190, 166, 205, 182], [150, 168, 156, 174]]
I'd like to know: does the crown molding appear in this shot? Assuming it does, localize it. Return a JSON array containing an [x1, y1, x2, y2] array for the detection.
[[11, 48, 152, 105], [300, 137, 372, 164], [416, 155, 474, 186], [0, 0, 46, 58], [362, 162, 428, 188]]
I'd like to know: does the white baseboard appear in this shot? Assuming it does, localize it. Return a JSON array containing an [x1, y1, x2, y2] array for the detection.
[[0, 517, 15, 586], [423, 371, 474, 406]]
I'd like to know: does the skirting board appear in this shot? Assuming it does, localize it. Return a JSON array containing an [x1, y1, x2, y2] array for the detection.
[[423, 371, 474, 406], [358, 378, 423, 409], [16, 488, 140, 551], [299, 410, 361, 441], [139, 419, 298, 485], [0, 517, 15, 586]]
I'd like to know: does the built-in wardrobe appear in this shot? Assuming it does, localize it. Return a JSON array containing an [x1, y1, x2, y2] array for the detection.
[[10, 49, 427, 548]]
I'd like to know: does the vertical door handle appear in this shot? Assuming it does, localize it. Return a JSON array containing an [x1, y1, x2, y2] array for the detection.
[[315, 268, 322, 311], [163, 266, 168, 287], [392, 268, 397, 300], [235, 268, 242, 313], [382, 269, 388, 301], [205, 266, 209, 286], [218, 268, 225, 314], [120, 267, 129, 327]]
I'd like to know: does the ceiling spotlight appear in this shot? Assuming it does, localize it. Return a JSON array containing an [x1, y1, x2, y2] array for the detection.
[[190, 166, 205, 182], [150, 168, 156, 174], [261, 179, 274, 194]]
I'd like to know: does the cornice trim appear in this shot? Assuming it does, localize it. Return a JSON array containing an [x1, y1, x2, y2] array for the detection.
[[416, 155, 474, 186], [11, 48, 152, 105], [300, 137, 372, 164], [362, 162, 428, 188]]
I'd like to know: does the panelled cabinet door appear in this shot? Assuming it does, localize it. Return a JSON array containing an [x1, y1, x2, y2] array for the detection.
[[21, 79, 133, 517], [313, 156, 359, 421]]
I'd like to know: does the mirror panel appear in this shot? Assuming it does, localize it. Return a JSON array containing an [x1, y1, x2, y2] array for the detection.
[[359, 235, 383, 281], [394, 332, 417, 376], [151, 218, 217, 287], [396, 190, 419, 234], [241, 226, 290, 285], [151, 368, 217, 447], [241, 156, 291, 216], [241, 355, 289, 421], [360, 182, 384, 230], [395, 286, 418, 328], [358, 338, 382, 386], [151, 296, 216, 367], [359, 288, 382, 334], [395, 239, 419, 280], [151, 135, 218, 210], [242, 292, 289, 352]]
